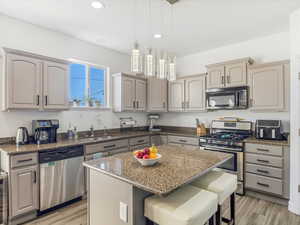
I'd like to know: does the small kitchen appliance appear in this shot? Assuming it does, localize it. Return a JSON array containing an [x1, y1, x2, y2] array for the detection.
[[255, 120, 283, 140], [32, 120, 59, 144], [148, 114, 161, 132], [15, 127, 29, 145], [206, 86, 248, 110], [199, 120, 252, 195]]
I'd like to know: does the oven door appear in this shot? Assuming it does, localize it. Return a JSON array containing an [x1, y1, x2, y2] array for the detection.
[[206, 90, 237, 110]]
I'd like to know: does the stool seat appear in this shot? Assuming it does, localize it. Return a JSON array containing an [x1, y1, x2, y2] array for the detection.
[[144, 185, 218, 225], [191, 171, 237, 204]]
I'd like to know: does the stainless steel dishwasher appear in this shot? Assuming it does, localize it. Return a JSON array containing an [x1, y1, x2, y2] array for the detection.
[[39, 145, 84, 211]]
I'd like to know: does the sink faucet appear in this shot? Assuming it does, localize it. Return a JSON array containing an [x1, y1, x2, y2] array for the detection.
[[89, 125, 95, 137]]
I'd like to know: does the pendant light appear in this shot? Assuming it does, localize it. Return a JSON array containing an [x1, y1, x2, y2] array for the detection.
[[158, 51, 167, 79], [145, 48, 156, 76], [130, 0, 142, 74], [168, 5, 176, 81]]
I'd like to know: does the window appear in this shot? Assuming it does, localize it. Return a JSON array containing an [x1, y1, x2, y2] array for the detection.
[[69, 61, 109, 108]]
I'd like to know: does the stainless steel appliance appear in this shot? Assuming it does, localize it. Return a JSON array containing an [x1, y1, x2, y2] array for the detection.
[[206, 86, 248, 110], [15, 127, 29, 145], [32, 120, 59, 144], [148, 114, 161, 132], [39, 145, 84, 211], [199, 120, 252, 195], [255, 120, 283, 140]]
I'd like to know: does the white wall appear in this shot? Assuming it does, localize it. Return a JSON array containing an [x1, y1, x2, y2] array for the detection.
[[0, 14, 147, 138], [158, 32, 290, 131], [289, 9, 300, 215]]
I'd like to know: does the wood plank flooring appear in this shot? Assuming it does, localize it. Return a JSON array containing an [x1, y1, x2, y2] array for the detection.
[[24, 195, 300, 225]]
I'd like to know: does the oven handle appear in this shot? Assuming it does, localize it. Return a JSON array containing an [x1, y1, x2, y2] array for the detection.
[[201, 145, 243, 153]]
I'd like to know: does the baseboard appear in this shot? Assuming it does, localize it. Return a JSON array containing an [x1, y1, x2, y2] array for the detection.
[[245, 190, 289, 206]]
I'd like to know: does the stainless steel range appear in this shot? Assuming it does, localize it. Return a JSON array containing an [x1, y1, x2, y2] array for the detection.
[[199, 120, 252, 195]]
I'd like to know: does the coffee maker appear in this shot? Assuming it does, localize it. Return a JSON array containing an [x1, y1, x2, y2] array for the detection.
[[148, 114, 161, 132], [32, 120, 59, 144]]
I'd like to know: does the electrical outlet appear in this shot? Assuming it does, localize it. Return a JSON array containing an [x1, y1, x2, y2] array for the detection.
[[120, 202, 128, 223]]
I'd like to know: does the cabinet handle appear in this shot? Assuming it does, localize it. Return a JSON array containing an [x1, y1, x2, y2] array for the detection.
[[227, 75, 230, 83], [33, 171, 37, 183], [257, 148, 269, 152], [257, 182, 269, 188], [137, 140, 145, 143], [257, 169, 269, 174], [137, 101, 139, 109], [133, 101, 135, 108], [17, 159, 33, 163], [45, 96, 48, 106], [179, 139, 187, 143], [37, 95, 40, 106], [257, 159, 269, 163], [104, 144, 116, 149]]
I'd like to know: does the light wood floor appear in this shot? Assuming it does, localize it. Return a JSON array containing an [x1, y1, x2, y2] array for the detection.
[[24, 195, 300, 225]]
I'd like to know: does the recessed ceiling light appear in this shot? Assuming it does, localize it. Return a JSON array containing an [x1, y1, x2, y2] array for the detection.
[[91, 1, 105, 9], [154, 34, 162, 39]]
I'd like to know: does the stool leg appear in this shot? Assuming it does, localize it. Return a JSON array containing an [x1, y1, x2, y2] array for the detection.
[[216, 205, 221, 225], [230, 193, 236, 225], [209, 216, 214, 225]]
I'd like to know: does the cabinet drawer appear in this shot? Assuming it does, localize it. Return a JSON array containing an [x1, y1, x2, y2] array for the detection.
[[168, 136, 199, 146], [246, 163, 283, 179], [246, 173, 283, 196], [110, 147, 129, 155], [245, 143, 283, 156], [11, 153, 38, 168], [246, 153, 283, 168], [130, 144, 150, 151], [85, 139, 129, 155], [129, 136, 150, 146]]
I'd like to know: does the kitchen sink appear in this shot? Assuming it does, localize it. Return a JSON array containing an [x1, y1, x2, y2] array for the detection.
[[82, 136, 113, 141]]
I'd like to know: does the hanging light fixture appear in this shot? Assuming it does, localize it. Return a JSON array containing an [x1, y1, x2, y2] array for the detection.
[[130, 0, 143, 74], [157, 51, 167, 79], [145, 48, 156, 76], [167, 5, 176, 81]]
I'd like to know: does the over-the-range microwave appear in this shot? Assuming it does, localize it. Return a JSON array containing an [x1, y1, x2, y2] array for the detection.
[[206, 86, 248, 110]]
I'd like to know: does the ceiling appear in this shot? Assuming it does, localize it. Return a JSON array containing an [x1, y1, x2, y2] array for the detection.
[[0, 0, 299, 56]]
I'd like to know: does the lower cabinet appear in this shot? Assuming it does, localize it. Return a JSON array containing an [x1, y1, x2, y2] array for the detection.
[[10, 165, 39, 217], [167, 135, 199, 147]]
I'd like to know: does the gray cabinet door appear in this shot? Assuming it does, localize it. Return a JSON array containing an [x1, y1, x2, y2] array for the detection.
[[147, 77, 167, 112], [185, 76, 206, 111], [206, 66, 225, 89], [6, 54, 41, 109], [168, 80, 185, 111], [43, 61, 69, 110], [249, 64, 284, 111], [122, 76, 136, 111], [225, 62, 247, 87], [135, 79, 147, 111], [10, 165, 38, 218]]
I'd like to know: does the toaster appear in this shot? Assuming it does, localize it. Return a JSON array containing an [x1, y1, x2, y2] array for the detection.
[[255, 120, 283, 140]]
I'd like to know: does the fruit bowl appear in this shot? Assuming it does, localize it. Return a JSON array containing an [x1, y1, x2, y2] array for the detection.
[[134, 153, 162, 166]]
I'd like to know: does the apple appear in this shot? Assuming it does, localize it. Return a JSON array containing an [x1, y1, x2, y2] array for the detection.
[[143, 148, 150, 154], [143, 154, 150, 159]]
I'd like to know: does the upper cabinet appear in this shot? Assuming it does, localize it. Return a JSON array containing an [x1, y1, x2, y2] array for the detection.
[[206, 58, 254, 89], [112, 73, 147, 112], [147, 77, 167, 112], [248, 60, 290, 112], [168, 74, 206, 112], [2, 48, 70, 111]]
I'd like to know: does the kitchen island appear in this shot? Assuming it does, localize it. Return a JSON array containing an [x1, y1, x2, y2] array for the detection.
[[83, 145, 232, 225]]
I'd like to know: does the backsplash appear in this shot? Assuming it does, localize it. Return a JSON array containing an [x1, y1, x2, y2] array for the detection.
[[157, 111, 290, 132]]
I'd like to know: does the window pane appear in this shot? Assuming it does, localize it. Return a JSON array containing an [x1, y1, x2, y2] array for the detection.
[[70, 63, 86, 106], [89, 67, 105, 106]]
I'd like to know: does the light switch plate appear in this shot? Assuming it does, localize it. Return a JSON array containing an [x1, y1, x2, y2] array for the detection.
[[120, 202, 128, 223]]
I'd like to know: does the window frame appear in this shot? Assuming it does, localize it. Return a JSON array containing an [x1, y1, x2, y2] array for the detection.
[[69, 59, 110, 110]]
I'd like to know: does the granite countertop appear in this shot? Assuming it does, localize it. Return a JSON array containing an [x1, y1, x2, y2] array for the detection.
[[83, 145, 232, 195], [0, 130, 200, 155], [244, 136, 289, 147]]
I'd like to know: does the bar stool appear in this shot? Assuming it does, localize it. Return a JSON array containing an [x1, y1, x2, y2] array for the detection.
[[191, 170, 237, 225], [144, 185, 218, 225]]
